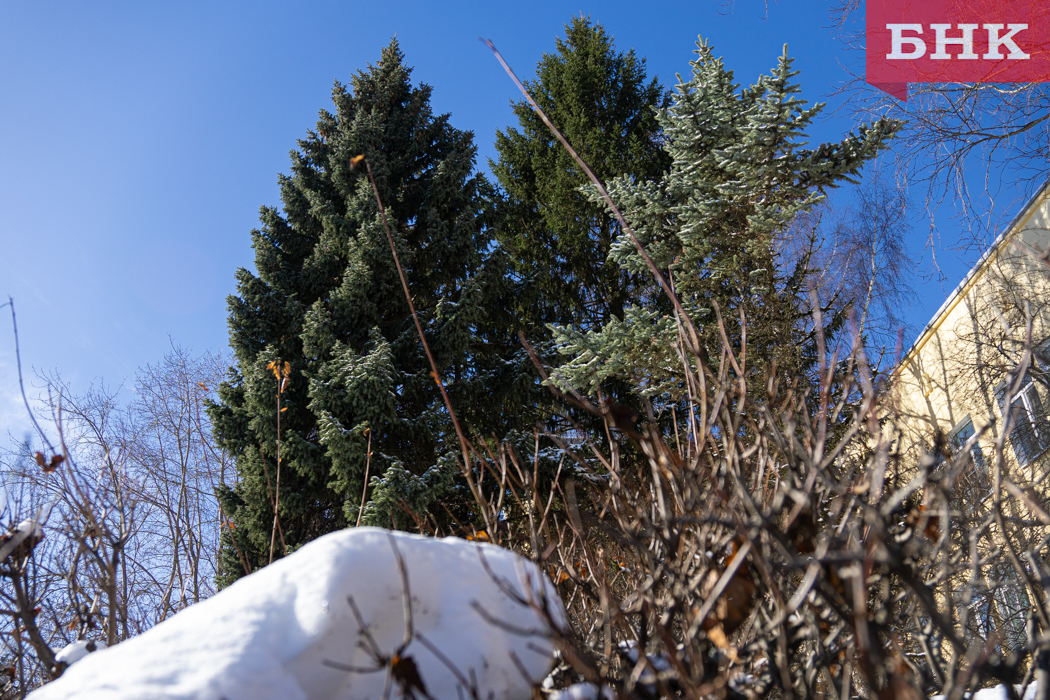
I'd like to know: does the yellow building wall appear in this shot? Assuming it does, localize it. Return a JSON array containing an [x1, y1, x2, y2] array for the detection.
[[892, 184, 1050, 469]]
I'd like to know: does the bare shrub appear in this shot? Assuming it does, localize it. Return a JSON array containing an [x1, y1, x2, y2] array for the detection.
[[0, 340, 232, 698], [410, 49, 1050, 698]]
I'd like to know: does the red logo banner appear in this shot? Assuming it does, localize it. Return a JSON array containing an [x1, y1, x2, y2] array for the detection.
[[867, 0, 1050, 100]]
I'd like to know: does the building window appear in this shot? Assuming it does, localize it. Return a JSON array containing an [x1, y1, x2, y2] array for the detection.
[[1000, 379, 1050, 466], [949, 417, 985, 472]]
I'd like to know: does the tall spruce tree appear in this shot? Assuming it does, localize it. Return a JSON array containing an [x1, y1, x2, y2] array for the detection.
[[492, 17, 670, 334], [209, 40, 511, 583], [550, 41, 902, 398]]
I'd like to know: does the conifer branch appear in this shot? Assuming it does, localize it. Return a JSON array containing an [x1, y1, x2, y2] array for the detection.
[[356, 157, 494, 536], [483, 40, 702, 359]]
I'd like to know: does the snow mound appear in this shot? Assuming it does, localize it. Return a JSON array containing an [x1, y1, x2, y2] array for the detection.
[[54, 639, 106, 667], [29, 527, 566, 700]]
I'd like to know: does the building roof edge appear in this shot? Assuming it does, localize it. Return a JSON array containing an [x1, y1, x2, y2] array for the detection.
[[896, 176, 1050, 375]]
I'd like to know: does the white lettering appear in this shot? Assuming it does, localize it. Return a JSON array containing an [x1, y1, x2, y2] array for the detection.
[[983, 24, 1030, 59], [930, 24, 979, 59], [887, 24, 926, 59]]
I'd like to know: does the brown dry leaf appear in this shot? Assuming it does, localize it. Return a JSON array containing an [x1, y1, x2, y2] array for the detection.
[[36, 452, 63, 472], [699, 540, 757, 638], [704, 625, 739, 662], [924, 515, 940, 541], [390, 654, 427, 698]]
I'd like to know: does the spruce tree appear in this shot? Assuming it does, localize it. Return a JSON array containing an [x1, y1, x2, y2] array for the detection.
[[209, 40, 510, 583], [550, 42, 902, 398], [492, 17, 670, 334]]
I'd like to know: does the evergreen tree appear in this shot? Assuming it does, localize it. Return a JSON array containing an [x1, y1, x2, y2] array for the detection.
[[550, 41, 902, 399], [209, 40, 511, 583], [492, 17, 670, 334]]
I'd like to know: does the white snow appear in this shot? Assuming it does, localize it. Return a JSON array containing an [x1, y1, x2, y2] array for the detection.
[[54, 639, 106, 666], [29, 527, 565, 700], [15, 518, 43, 541], [549, 683, 617, 700], [0, 517, 45, 562]]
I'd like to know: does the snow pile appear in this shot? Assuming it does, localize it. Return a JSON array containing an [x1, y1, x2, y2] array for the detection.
[[54, 639, 106, 666], [29, 527, 565, 700]]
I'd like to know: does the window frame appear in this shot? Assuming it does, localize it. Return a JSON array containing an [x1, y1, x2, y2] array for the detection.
[[948, 415, 985, 473], [998, 376, 1050, 466]]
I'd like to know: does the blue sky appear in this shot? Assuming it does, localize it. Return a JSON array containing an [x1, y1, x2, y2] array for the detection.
[[0, 0, 1018, 438]]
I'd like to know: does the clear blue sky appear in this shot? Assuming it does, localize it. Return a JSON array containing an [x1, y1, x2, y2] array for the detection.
[[0, 0, 1010, 438]]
